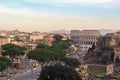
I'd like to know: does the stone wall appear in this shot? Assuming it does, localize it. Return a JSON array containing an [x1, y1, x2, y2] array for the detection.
[[97, 32, 120, 49], [88, 64, 114, 75]]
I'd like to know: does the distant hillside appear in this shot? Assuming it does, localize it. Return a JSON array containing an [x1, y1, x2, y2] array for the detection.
[[49, 30, 70, 34], [100, 29, 120, 35], [49, 29, 120, 35]]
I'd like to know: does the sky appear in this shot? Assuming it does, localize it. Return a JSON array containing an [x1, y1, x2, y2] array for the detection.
[[0, 0, 120, 32]]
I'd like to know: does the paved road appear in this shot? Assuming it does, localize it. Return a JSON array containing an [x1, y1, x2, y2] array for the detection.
[[10, 67, 41, 80], [67, 53, 79, 59]]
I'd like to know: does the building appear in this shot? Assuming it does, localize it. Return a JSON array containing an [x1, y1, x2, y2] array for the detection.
[[0, 30, 10, 36], [97, 32, 120, 49], [29, 34, 44, 42], [97, 32, 120, 62], [113, 47, 120, 62], [70, 30, 100, 51], [0, 36, 10, 56], [25, 43, 37, 50], [88, 64, 114, 75], [53, 33, 70, 40], [0, 36, 10, 45]]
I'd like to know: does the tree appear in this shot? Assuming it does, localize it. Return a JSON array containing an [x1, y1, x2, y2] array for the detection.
[[2, 44, 25, 57], [96, 51, 102, 56], [110, 52, 115, 62], [38, 65, 82, 80], [62, 58, 80, 68], [116, 56, 120, 63], [101, 46, 114, 63], [2, 44, 25, 69], [0, 57, 11, 66], [27, 49, 66, 63], [61, 40, 71, 49], [36, 44, 50, 49], [27, 39, 70, 73], [2, 44, 25, 50], [27, 48, 66, 74], [51, 41, 70, 50], [101, 55, 109, 64], [101, 46, 114, 51], [91, 43, 96, 51], [28, 39, 69, 62], [2, 47, 24, 57], [53, 34, 63, 43], [0, 57, 11, 76], [0, 61, 6, 75], [52, 34, 71, 49]]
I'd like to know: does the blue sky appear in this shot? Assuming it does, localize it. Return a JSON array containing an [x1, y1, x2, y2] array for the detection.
[[0, 0, 120, 32]]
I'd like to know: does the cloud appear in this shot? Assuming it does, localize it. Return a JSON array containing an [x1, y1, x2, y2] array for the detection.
[[26, 0, 114, 4], [46, 0, 114, 4], [0, 3, 120, 32], [0, 5, 33, 16], [25, 0, 120, 9], [0, 5, 59, 18]]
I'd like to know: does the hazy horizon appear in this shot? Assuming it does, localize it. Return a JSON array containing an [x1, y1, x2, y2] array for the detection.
[[0, 0, 120, 32]]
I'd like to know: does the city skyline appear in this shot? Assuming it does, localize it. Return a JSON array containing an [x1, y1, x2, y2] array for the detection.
[[0, 0, 120, 32]]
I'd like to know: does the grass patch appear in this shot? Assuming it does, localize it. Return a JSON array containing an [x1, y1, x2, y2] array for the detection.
[[96, 72, 106, 77]]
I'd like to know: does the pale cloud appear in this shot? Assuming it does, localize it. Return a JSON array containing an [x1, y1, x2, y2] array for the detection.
[[0, 5, 57, 17], [0, 5, 32, 16], [26, 0, 114, 4], [45, 0, 114, 4], [25, 0, 120, 9], [0, 4, 120, 32]]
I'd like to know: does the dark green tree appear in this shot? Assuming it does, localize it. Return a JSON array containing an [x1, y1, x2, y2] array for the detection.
[[36, 44, 50, 49], [0, 61, 7, 75], [101, 55, 109, 64], [2, 44, 25, 69], [27, 49, 66, 62], [27, 48, 66, 73], [2, 44, 25, 57], [116, 56, 120, 63], [96, 51, 102, 56], [51, 41, 70, 50], [0, 57, 11, 66], [53, 34, 63, 43], [2, 47, 24, 57], [27, 39, 71, 74], [110, 52, 115, 62], [2, 43, 25, 50], [91, 43, 96, 51], [62, 58, 80, 68], [101, 46, 114, 51], [38, 65, 82, 80], [52, 34, 71, 49], [61, 40, 71, 49]]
